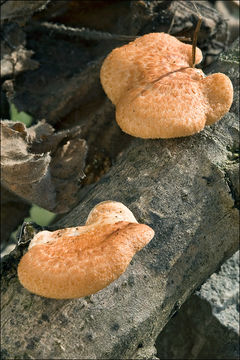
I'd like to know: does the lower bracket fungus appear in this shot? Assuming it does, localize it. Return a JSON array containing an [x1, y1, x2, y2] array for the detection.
[[17, 201, 154, 299], [100, 32, 233, 139]]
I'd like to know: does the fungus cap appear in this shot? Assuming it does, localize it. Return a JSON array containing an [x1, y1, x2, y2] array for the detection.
[[17, 201, 154, 299], [100, 32, 233, 139]]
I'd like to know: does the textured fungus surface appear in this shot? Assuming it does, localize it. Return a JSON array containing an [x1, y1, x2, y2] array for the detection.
[[18, 201, 154, 299], [1, 34, 239, 360], [100, 33, 233, 138]]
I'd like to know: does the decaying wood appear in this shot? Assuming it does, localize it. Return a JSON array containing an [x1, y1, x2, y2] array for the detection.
[[0, 2, 230, 244], [0, 1, 239, 356], [2, 0, 228, 123], [1, 120, 87, 213], [1, 39, 239, 360]]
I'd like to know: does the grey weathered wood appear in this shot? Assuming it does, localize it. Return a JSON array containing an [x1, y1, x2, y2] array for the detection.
[[156, 251, 240, 359], [0, 0, 50, 24], [1, 40, 239, 360], [1, 0, 231, 252]]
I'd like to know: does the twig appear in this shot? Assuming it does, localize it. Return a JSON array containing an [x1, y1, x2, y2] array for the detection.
[[168, 11, 176, 34], [28, 21, 139, 42], [191, 1, 202, 67]]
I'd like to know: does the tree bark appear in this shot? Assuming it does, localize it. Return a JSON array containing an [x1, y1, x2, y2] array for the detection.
[[1, 39, 239, 360], [1, 0, 230, 248]]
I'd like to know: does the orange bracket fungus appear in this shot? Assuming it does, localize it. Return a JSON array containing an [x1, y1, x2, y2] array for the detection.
[[17, 201, 154, 299], [100, 32, 233, 138]]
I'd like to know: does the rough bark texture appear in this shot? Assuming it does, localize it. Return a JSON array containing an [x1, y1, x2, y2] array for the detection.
[[1, 39, 239, 359], [156, 251, 239, 359], [1, 0, 231, 248]]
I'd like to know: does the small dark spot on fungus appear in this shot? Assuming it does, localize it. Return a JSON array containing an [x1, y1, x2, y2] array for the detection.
[[138, 343, 143, 349]]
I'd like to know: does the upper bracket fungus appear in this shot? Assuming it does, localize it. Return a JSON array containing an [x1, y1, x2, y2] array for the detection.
[[100, 32, 233, 139], [17, 201, 154, 299]]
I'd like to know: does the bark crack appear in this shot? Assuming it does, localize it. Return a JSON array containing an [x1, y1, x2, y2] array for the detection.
[[224, 170, 240, 210]]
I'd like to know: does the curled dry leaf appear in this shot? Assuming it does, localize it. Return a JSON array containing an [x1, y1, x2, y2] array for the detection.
[[17, 201, 155, 299], [100, 33, 233, 138], [0, 120, 87, 213]]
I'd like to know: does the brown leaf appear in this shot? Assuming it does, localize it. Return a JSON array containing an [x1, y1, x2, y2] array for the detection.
[[1, 120, 87, 213]]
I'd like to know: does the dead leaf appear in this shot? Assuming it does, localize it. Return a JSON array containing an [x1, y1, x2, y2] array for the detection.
[[0, 120, 87, 213]]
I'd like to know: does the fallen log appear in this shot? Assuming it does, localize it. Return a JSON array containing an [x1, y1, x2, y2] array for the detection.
[[1, 0, 230, 248], [1, 38, 239, 359]]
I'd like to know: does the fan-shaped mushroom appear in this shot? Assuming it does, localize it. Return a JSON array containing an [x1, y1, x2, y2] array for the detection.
[[100, 33, 233, 138], [18, 201, 154, 299]]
